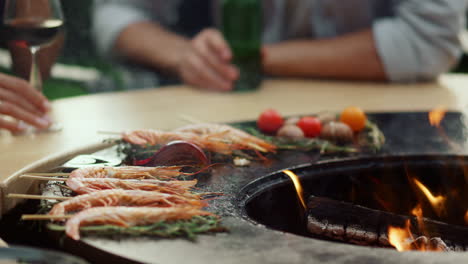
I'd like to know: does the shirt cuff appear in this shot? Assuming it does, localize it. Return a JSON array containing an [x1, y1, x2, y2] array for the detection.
[[93, 4, 151, 58], [372, 18, 422, 83]]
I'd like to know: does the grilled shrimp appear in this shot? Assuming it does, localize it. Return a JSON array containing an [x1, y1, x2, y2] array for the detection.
[[69, 166, 188, 180], [66, 177, 197, 196], [176, 123, 276, 153], [122, 129, 202, 146], [66, 206, 213, 240], [122, 129, 234, 154], [123, 124, 276, 155], [49, 189, 206, 216]]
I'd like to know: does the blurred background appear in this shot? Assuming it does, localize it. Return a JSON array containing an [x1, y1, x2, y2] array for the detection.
[[0, 1, 467, 100]]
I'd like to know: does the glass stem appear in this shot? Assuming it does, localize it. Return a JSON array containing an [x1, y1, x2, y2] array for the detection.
[[29, 46, 42, 92]]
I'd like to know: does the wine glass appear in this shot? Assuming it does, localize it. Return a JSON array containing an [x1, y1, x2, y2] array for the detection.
[[3, 0, 64, 132]]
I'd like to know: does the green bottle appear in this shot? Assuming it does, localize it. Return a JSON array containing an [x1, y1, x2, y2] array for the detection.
[[222, 0, 262, 92]]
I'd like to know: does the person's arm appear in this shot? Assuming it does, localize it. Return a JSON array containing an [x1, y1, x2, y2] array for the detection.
[[371, 0, 466, 82], [114, 21, 189, 75], [92, 1, 237, 90], [115, 23, 238, 90], [264, 0, 467, 82], [0, 73, 51, 133], [263, 29, 386, 81]]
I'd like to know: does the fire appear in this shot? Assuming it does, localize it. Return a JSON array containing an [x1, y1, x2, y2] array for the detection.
[[428, 106, 447, 127], [413, 178, 446, 217], [411, 204, 425, 234], [388, 218, 445, 252], [388, 179, 450, 252], [283, 170, 306, 209], [388, 220, 413, 251], [465, 211, 468, 224]]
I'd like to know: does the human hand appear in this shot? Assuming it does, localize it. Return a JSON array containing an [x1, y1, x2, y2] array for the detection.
[[0, 73, 52, 133], [177, 29, 239, 91]]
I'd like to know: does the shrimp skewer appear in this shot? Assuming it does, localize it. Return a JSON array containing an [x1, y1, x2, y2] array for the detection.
[[122, 129, 235, 154], [66, 177, 197, 196], [69, 166, 191, 180], [122, 129, 202, 146], [176, 123, 276, 153], [66, 206, 213, 240], [123, 124, 276, 155], [49, 189, 206, 216]]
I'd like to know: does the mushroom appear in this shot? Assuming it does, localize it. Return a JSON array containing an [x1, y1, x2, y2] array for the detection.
[[276, 124, 305, 139], [284, 117, 300, 126], [317, 112, 337, 125], [320, 121, 353, 144]]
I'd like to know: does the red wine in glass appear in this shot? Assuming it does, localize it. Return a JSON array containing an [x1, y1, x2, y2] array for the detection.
[[3, 18, 63, 48]]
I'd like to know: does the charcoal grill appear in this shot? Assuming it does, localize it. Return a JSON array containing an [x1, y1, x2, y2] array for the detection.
[[239, 155, 468, 250], [2, 112, 468, 264]]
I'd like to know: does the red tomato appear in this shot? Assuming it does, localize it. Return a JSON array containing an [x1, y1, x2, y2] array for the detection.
[[297, 116, 322, 138], [257, 109, 284, 134]]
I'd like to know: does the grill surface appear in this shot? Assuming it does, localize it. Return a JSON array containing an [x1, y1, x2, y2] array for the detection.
[[36, 112, 468, 263]]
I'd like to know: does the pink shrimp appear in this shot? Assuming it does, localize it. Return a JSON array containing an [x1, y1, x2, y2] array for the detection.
[[122, 129, 233, 154], [49, 189, 206, 216], [176, 123, 276, 153], [123, 124, 276, 155], [66, 177, 197, 196], [122, 129, 202, 146], [69, 166, 189, 180], [66, 206, 213, 240]]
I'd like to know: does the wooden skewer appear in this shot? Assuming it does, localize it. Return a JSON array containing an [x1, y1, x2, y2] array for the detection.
[[177, 114, 204, 124], [8, 193, 71, 200], [97, 130, 122, 135], [22, 172, 70, 177], [22, 214, 72, 220], [58, 184, 72, 190], [20, 175, 67, 181]]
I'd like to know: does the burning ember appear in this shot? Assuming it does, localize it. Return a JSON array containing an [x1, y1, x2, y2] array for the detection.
[[388, 219, 447, 252], [283, 170, 306, 209], [411, 204, 425, 233], [429, 107, 447, 127], [388, 179, 452, 251], [388, 220, 414, 251]]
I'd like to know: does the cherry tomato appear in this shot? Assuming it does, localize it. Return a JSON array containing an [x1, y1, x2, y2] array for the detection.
[[297, 116, 322, 138], [340, 106, 367, 132], [257, 109, 284, 134]]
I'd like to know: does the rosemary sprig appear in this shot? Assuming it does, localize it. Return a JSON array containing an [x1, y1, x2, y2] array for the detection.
[[47, 215, 226, 241], [358, 120, 386, 152]]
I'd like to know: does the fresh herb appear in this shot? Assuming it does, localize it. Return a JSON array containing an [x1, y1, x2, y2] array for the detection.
[[358, 120, 386, 152], [47, 215, 226, 241]]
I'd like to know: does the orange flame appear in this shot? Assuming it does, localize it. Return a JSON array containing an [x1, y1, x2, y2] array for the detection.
[[413, 178, 446, 217], [283, 170, 306, 209], [465, 211, 468, 224], [429, 107, 447, 127], [388, 212, 444, 252], [388, 220, 413, 251], [411, 204, 426, 235]]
